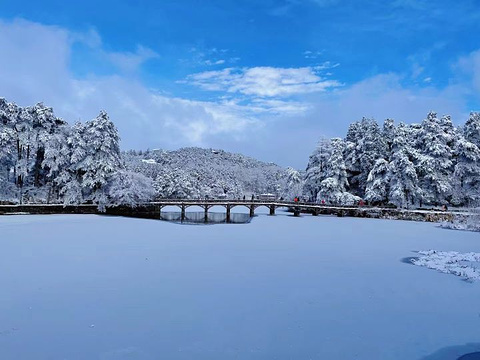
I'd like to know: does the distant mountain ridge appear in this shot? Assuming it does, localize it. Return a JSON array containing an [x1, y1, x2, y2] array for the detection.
[[123, 147, 296, 199]]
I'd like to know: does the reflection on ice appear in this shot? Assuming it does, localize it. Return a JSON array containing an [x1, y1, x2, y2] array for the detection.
[[159, 211, 251, 224]]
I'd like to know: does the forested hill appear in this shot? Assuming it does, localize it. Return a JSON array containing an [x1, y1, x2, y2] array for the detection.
[[123, 147, 302, 199]]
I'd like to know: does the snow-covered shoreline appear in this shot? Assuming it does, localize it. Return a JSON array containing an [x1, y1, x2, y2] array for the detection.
[[412, 250, 480, 281]]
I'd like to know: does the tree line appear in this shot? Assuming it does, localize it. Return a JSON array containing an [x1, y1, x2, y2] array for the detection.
[[0, 98, 153, 208], [304, 113, 480, 208], [1, 97, 479, 209]]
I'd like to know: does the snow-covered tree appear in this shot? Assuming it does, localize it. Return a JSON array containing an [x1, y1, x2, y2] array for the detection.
[[452, 134, 480, 205], [388, 123, 421, 208], [365, 159, 390, 205], [0, 103, 15, 197], [382, 118, 395, 155], [303, 137, 331, 201], [464, 112, 480, 147], [154, 167, 199, 199], [108, 170, 155, 206], [283, 167, 303, 200], [344, 118, 387, 197], [416, 112, 454, 205], [79, 111, 123, 207], [318, 138, 359, 205]]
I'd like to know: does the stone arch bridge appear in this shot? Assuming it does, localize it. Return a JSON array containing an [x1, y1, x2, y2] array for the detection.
[[155, 199, 290, 222]]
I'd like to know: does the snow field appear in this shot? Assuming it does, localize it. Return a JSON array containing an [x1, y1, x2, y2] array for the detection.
[[0, 214, 479, 359]]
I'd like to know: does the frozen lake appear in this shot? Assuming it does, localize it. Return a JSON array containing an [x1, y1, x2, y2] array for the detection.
[[0, 213, 479, 360]]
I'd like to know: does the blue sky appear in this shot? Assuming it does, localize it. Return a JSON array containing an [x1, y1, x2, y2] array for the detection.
[[1, 0, 479, 168]]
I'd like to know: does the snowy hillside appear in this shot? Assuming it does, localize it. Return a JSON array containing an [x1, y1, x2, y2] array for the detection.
[[123, 147, 300, 199]]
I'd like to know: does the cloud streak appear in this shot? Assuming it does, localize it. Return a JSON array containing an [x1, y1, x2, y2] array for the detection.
[[186, 66, 341, 97], [107, 45, 159, 73]]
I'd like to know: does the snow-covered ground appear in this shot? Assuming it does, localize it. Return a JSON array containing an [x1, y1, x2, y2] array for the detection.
[[412, 250, 480, 281], [0, 213, 480, 360]]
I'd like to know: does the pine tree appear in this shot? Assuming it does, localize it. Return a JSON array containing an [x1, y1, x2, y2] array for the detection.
[[344, 118, 387, 197], [303, 137, 331, 201], [318, 138, 359, 205], [388, 123, 421, 208], [365, 159, 390, 205], [382, 118, 395, 156], [416, 112, 454, 205], [29, 102, 67, 188], [452, 134, 480, 205], [283, 167, 303, 200], [464, 112, 480, 147], [80, 111, 123, 209]]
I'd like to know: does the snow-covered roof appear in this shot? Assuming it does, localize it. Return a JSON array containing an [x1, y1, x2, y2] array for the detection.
[[141, 159, 157, 164]]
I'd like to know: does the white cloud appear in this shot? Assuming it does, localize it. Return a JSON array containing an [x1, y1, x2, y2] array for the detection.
[[306, 72, 470, 129], [70, 27, 159, 73], [0, 19, 261, 150], [71, 27, 102, 48], [251, 98, 311, 115], [183, 47, 237, 67], [107, 45, 159, 73], [303, 50, 323, 59], [186, 66, 341, 97], [204, 59, 226, 66], [455, 49, 480, 93]]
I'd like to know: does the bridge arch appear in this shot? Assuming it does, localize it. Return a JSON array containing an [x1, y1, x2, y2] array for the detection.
[[228, 204, 253, 211]]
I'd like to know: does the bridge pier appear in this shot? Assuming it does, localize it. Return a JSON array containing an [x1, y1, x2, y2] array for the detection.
[[249, 205, 255, 217], [312, 208, 319, 216], [181, 205, 186, 221], [293, 207, 300, 217], [204, 206, 208, 223], [226, 205, 231, 223], [269, 205, 275, 216]]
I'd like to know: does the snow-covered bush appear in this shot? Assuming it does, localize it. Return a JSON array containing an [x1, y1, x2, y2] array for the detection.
[[412, 250, 480, 281], [108, 170, 155, 207], [282, 167, 303, 200], [441, 208, 480, 232], [0, 177, 18, 204]]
